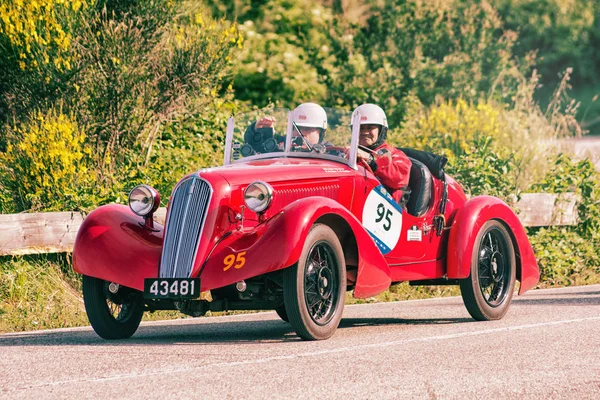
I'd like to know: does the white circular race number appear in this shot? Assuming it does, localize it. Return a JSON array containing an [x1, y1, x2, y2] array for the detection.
[[362, 185, 402, 254]]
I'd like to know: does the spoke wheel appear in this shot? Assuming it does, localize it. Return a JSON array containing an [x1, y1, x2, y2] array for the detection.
[[283, 224, 346, 340], [460, 220, 516, 321], [82, 276, 144, 340]]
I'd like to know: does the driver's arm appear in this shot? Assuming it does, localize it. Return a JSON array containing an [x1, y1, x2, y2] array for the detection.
[[370, 147, 411, 190]]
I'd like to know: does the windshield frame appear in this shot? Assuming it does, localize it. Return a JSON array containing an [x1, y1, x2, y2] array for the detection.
[[223, 108, 362, 169]]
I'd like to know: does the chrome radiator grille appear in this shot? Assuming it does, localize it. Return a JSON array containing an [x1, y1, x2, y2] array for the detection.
[[160, 176, 212, 278]]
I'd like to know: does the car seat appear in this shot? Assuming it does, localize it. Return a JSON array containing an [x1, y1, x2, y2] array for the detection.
[[406, 158, 433, 217]]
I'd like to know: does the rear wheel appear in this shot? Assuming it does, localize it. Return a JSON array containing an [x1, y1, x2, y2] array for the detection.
[[283, 224, 346, 340], [459, 220, 516, 321], [82, 276, 144, 339]]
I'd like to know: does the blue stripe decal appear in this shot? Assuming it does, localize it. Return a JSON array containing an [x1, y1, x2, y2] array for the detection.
[[374, 185, 403, 214], [367, 231, 392, 254]]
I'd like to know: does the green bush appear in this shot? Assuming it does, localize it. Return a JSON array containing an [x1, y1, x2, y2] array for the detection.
[[495, 0, 600, 128], [0, 1, 243, 211], [530, 227, 600, 287], [72, 2, 241, 178], [0, 108, 99, 212], [529, 154, 600, 241], [227, 0, 331, 107], [0, 0, 94, 130]]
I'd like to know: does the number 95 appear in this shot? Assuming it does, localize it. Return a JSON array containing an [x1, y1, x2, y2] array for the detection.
[[376, 203, 392, 231]]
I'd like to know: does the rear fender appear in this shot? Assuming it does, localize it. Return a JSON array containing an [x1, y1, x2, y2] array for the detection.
[[446, 196, 539, 294], [200, 197, 391, 297], [73, 205, 163, 291]]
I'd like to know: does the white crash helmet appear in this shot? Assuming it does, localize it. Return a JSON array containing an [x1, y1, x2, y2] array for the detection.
[[293, 102, 327, 130], [351, 103, 388, 149], [351, 103, 388, 128]]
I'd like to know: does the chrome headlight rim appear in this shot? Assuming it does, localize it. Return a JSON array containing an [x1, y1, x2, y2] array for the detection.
[[244, 181, 273, 213], [128, 184, 160, 217]]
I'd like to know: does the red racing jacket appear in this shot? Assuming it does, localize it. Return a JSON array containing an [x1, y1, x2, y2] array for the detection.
[[367, 143, 412, 204]]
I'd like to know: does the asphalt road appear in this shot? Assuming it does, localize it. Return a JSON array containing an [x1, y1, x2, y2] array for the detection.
[[1, 284, 600, 399]]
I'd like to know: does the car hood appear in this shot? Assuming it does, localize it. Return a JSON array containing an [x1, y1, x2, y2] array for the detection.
[[209, 157, 357, 187]]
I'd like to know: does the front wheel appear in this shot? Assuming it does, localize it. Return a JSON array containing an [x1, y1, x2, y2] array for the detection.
[[283, 224, 346, 340], [459, 220, 516, 321], [82, 276, 144, 339]]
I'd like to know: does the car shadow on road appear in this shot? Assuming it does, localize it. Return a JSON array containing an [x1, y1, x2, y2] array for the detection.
[[339, 317, 472, 329], [0, 314, 476, 347], [0, 319, 300, 347]]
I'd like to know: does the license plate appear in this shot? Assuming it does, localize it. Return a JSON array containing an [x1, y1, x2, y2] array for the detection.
[[144, 278, 200, 299]]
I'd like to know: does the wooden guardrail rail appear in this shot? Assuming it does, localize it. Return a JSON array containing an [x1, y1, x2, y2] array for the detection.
[[0, 193, 578, 256]]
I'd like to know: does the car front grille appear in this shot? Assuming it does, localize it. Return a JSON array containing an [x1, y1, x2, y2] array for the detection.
[[159, 176, 212, 278]]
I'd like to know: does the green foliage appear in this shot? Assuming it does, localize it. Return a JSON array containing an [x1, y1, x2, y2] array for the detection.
[[530, 154, 600, 241], [446, 137, 517, 199], [494, 0, 600, 130], [0, 1, 242, 212], [0, 0, 599, 333], [328, 0, 529, 125], [525, 153, 600, 286], [495, 0, 599, 86], [72, 2, 241, 177], [219, 0, 528, 125], [0, 108, 99, 212], [530, 227, 600, 287], [0, 0, 94, 128], [136, 94, 238, 197], [229, 0, 331, 107]]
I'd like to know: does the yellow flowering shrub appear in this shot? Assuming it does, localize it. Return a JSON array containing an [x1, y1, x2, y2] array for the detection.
[[396, 98, 505, 158], [0, 108, 96, 212], [0, 0, 92, 72]]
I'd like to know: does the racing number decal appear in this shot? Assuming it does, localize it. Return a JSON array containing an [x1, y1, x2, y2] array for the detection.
[[375, 203, 393, 231], [223, 251, 246, 271], [362, 185, 402, 254]]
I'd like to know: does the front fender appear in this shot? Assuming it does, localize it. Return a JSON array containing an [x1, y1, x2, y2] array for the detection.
[[73, 204, 163, 291], [446, 196, 539, 294], [199, 197, 391, 297]]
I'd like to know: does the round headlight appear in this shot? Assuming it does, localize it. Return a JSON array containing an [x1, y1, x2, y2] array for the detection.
[[128, 185, 160, 217], [244, 181, 273, 213]]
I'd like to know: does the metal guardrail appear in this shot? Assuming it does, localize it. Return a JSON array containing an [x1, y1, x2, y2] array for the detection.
[[0, 193, 578, 256]]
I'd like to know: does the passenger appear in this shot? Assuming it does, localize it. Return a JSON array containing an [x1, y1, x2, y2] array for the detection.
[[352, 103, 412, 204], [289, 102, 327, 148], [244, 103, 327, 153]]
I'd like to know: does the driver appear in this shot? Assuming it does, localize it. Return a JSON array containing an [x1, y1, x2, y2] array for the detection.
[[352, 103, 412, 204], [245, 103, 327, 152]]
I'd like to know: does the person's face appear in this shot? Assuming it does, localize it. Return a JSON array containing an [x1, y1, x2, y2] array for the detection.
[[295, 126, 321, 145], [359, 124, 380, 147]]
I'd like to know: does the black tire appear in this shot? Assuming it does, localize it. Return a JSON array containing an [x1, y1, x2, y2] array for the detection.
[[275, 304, 289, 322], [82, 276, 144, 340], [459, 220, 516, 321], [283, 224, 346, 340]]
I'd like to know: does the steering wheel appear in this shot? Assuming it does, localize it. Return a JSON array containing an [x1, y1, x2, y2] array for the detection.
[[324, 145, 375, 173], [357, 156, 375, 174]]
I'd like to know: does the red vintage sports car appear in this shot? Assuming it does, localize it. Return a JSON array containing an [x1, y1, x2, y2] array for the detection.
[[73, 108, 539, 340]]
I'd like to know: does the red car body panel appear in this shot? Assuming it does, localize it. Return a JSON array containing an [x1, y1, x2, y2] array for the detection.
[[198, 197, 391, 298], [446, 196, 540, 294], [73, 204, 163, 291]]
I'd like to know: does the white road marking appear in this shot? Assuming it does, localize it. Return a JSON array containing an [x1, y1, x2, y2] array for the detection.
[[8, 315, 600, 392]]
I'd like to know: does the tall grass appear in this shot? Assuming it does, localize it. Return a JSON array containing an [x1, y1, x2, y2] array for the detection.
[[0, 255, 87, 333]]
